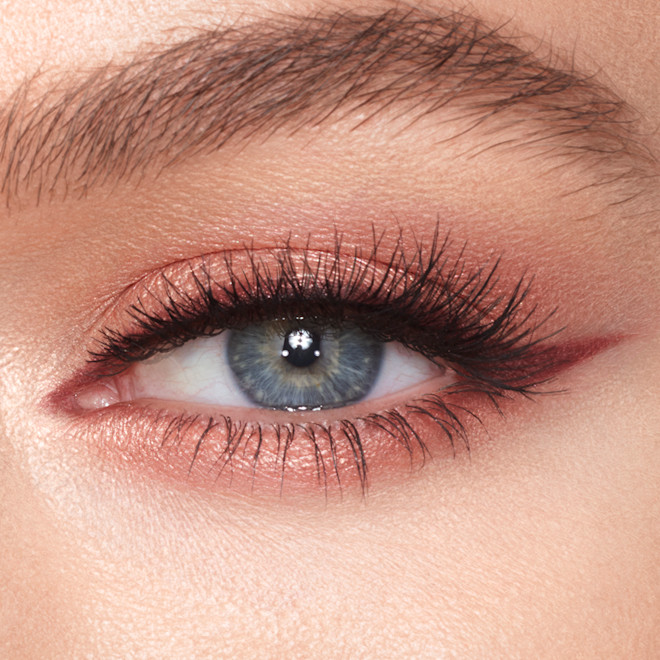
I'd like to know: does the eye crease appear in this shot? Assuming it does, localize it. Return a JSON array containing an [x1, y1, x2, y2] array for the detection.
[[68, 230, 616, 496], [0, 0, 655, 655]]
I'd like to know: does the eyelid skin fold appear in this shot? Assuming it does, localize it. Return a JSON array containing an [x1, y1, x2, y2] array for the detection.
[[51, 230, 621, 500]]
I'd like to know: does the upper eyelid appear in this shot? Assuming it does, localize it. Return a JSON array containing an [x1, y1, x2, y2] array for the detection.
[[52, 232, 621, 491], [0, 8, 651, 208], [87, 234, 567, 397], [87, 239, 408, 329], [80, 245, 317, 335], [88, 235, 470, 346]]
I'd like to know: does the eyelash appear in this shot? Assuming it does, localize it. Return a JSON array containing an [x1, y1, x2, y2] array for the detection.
[[84, 229, 561, 494]]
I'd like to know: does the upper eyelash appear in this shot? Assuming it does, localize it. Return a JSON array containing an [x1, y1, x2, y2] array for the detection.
[[89, 227, 560, 395]]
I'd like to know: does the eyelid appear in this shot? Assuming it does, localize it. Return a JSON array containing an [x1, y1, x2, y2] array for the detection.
[[86, 234, 553, 386]]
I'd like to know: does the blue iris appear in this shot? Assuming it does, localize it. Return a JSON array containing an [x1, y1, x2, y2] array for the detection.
[[226, 320, 383, 410]]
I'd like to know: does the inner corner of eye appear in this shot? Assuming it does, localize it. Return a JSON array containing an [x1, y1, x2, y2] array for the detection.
[[78, 324, 452, 413]]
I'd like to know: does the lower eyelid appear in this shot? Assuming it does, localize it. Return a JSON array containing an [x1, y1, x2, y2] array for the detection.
[[64, 334, 618, 498], [70, 386, 491, 498]]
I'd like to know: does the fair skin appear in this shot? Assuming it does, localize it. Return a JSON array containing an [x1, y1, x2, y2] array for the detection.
[[0, 0, 658, 657]]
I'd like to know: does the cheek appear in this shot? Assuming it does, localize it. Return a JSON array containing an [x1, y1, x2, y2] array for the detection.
[[0, 464, 89, 657]]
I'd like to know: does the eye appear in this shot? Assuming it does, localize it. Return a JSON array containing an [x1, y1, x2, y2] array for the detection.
[[66, 235, 611, 498], [112, 319, 453, 411]]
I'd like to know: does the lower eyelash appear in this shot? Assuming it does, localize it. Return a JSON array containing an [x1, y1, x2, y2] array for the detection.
[[65, 332, 613, 497], [100, 382, 504, 497]]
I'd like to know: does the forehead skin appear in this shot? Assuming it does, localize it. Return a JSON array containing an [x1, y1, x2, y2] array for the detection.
[[0, 0, 658, 658]]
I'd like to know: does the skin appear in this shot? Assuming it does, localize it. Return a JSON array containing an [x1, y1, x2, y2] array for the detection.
[[0, 0, 658, 658]]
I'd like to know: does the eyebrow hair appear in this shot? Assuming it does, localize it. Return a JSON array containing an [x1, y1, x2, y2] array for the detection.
[[0, 8, 654, 206]]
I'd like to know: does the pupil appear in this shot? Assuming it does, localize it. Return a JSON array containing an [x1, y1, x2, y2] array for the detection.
[[281, 328, 322, 368]]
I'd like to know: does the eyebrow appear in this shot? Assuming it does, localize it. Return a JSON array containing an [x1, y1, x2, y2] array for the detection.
[[0, 8, 653, 205]]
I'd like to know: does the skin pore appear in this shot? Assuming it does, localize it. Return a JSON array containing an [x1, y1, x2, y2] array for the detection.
[[0, 0, 658, 657]]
